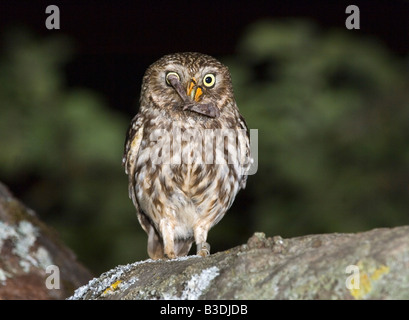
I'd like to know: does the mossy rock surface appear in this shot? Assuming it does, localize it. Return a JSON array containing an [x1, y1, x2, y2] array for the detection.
[[70, 227, 409, 300]]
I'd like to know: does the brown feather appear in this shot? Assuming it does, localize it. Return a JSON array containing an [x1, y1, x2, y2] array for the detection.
[[123, 52, 251, 259]]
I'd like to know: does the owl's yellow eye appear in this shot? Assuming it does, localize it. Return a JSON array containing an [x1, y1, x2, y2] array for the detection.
[[203, 74, 216, 88], [166, 72, 180, 85]]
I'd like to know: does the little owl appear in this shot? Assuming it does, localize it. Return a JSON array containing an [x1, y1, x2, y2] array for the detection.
[[123, 52, 251, 259]]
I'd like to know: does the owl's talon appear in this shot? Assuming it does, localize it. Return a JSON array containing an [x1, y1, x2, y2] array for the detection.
[[164, 251, 176, 260], [197, 242, 210, 257]]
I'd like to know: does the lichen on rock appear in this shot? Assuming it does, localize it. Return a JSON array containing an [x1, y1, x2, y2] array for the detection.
[[0, 182, 92, 299], [69, 226, 409, 300]]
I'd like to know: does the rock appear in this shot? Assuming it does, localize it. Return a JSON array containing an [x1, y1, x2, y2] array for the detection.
[[2, 180, 408, 300], [70, 225, 409, 300], [0, 182, 92, 299]]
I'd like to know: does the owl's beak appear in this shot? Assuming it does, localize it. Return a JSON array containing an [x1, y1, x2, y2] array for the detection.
[[187, 78, 203, 102]]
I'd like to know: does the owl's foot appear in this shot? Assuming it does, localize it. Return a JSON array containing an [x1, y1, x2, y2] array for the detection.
[[164, 251, 176, 260], [197, 242, 211, 257]]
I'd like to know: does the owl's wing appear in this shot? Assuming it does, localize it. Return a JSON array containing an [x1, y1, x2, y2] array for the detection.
[[123, 114, 167, 259], [122, 114, 144, 206], [237, 113, 252, 189]]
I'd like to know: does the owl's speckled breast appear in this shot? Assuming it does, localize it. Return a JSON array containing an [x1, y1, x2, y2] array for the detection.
[[133, 118, 241, 239]]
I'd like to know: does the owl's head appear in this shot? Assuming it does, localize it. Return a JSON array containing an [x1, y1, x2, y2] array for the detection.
[[141, 52, 235, 118]]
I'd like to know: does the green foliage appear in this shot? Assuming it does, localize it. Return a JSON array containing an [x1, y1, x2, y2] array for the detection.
[[0, 29, 145, 274], [222, 20, 409, 240], [1, 21, 409, 274]]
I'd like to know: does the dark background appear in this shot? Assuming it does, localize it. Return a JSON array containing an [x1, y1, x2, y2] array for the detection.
[[2, 1, 408, 114], [1, 0, 409, 275]]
